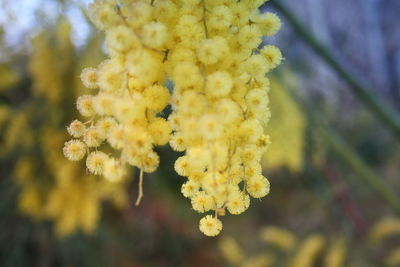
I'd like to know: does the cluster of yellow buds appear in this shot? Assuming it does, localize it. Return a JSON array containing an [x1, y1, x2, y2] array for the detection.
[[170, 0, 281, 236], [64, 0, 173, 205], [64, 0, 282, 236]]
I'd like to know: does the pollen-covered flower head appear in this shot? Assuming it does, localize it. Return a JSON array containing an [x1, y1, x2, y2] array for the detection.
[[199, 215, 223, 237], [205, 71, 233, 98], [246, 174, 270, 198], [67, 120, 87, 138], [143, 84, 170, 112], [97, 60, 126, 92], [106, 25, 141, 53], [63, 140, 86, 161], [257, 12, 282, 36], [76, 95, 96, 117], [83, 126, 105, 147], [226, 191, 250, 215], [80, 67, 98, 89], [141, 21, 169, 50], [197, 37, 228, 65], [103, 158, 126, 183], [95, 117, 117, 136], [199, 114, 223, 140], [192, 191, 214, 213], [261, 45, 283, 71], [181, 180, 201, 198], [86, 151, 108, 175]]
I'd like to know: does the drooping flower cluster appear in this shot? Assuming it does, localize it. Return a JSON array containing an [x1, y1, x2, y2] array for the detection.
[[64, 0, 173, 205], [168, 0, 282, 236], [64, 0, 282, 236]]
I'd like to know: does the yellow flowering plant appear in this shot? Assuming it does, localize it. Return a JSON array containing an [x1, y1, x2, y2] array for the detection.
[[262, 75, 306, 172], [0, 17, 132, 237], [219, 217, 400, 266], [219, 225, 347, 267], [64, 0, 282, 236]]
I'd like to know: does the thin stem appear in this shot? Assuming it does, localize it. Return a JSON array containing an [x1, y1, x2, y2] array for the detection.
[[135, 168, 144, 206], [277, 71, 400, 214], [201, 0, 209, 38], [317, 124, 400, 213], [269, 0, 400, 140]]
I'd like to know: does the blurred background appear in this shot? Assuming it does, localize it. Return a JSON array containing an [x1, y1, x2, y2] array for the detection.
[[0, 0, 399, 266]]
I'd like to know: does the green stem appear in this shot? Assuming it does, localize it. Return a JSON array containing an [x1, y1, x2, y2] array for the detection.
[[317, 125, 400, 214], [270, 0, 400, 140], [277, 72, 400, 214]]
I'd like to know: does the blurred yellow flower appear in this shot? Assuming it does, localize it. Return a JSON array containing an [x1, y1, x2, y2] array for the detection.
[[263, 77, 306, 172]]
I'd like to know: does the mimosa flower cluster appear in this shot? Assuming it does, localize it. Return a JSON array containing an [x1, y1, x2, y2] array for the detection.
[[64, 0, 282, 236], [262, 76, 305, 172], [5, 23, 127, 237]]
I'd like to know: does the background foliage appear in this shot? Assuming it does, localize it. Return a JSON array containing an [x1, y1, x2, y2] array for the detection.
[[0, 0, 399, 266]]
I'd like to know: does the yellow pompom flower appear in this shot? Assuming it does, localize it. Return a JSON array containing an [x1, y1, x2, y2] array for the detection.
[[94, 93, 115, 115], [95, 117, 117, 136], [86, 151, 108, 175], [76, 95, 96, 117], [63, 140, 86, 161], [191, 191, 214, 213], [181, 180, 201, 198], [88, 1, 121, 30], [199, 215, 223, 237], [96, 60, 126, 92], [67, 120, 87, 138], [103, 158, 126, 183], [261, 45, 283, 70], [257, 12, 282, 37], [199, 114, 223, 140], [83, 126, 105, 147], [143, 84, 170, 112], [80, 67, 98, 89], [246, 174, 270, 198], [141, 21, 168, 50], [106, 25, 140, 53], [148, 118, 171, 145], [238, 25, 262, 48], [197, 37, 227, 65], [208, 5, 233, 32], [205, 71, 233, 98], [226, 191, 250, 215]]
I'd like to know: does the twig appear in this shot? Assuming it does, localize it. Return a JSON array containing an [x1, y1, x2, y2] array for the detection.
[[269, 0, 400, 140], [201, 0, 209, 38], [135, 168, 144, 206]]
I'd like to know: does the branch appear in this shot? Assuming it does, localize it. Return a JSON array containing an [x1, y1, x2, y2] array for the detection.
[[277, 71, 400, 214], [270, 0, 400, 140]]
